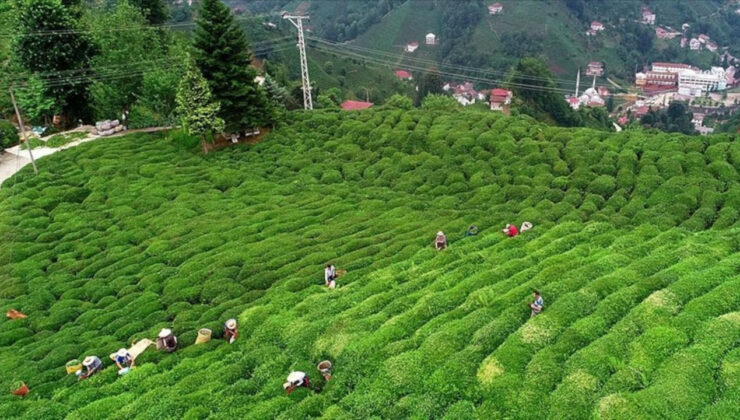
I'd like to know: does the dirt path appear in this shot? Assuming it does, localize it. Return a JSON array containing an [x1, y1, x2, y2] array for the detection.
[[0, 126, 171, 188]]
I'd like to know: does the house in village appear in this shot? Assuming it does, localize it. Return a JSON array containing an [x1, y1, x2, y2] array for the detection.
[[680, 38, 687, 48], [567, 96, 580, 110], [698, 34, 710, 44], [488, 2, 503, 15], [341, 100, 373, 111], [706, 42, 718, 53], [444, 82, 484, 106], [489, 88, 512, 111], [586, 62, 604, 77], [405, 42, 419, 53], [394, 70, 413, 81], [590, 21, 605, 31], [689, 38, 702, 50], [598, 86, 610, 97], [656, 27, 680, 40], [426, 33, 437, 45], [642, 7, 656, 25]]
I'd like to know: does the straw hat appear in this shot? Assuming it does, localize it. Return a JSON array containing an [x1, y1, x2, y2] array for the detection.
[[437, 231, 444, 236], [116, 348, 128, 358], [225, 319, 237, 329], [82, 356, 96, 367], [158, 328, 172, 338]]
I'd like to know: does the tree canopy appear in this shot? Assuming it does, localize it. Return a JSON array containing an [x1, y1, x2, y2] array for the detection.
[[193, 0, 270, 132], [13, 0, 96, 122]]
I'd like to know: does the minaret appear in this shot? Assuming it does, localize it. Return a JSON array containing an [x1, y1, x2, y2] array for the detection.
[[575, 68, 581, 97]]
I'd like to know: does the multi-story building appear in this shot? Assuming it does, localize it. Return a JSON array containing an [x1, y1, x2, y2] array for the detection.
[[678, 67, 727, 95]]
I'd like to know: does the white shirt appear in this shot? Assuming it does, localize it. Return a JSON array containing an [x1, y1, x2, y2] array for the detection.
[[324, 266, 335, 282], [287, 371, 306, 385]]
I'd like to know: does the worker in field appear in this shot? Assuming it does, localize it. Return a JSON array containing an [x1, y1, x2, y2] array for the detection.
[[80, 356, 103, 379], [283, 371, 310, 394], [529, 290, 544, 317], [324, 264, 336, 287], [465, 225, 479, 236], [113, 348, 134, 370], [157, 328, 178, 352], [520, 221, 533, 232], [502, 223, 519, 237], [435, 231, 447, 250], [224, 319, 238, 344]]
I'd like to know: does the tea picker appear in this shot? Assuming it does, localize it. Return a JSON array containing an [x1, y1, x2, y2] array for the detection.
[[529, 290, 544, 317], [283, 371, 310, 394], [111, 348, 134, 374], [465, 225, 479, 236], [317, 360, 332, 381], [434, 231, 447, 250], [79, 356, 103, 380], [324, 264, 336, 287], [156, 328, 178, 352], [502, 224, 518, 237], [224, 319, 238, 344]]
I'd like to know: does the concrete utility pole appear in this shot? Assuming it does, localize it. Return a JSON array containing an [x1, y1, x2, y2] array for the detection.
[[9, 85, 38, 175], [283, 13, 313, 110]]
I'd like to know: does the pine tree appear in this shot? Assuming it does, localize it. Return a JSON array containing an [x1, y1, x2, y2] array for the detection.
[[130, 0, 168, 25], [14, 0, 96, 123], [176, 59, 224, 154], [193, 0, 269, 133]]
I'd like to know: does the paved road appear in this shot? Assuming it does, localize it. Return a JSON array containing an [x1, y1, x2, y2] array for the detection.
[[0, 126, 170, 188]]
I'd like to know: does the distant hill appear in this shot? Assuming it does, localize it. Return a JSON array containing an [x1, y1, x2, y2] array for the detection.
[[238, 0, 740, 93]]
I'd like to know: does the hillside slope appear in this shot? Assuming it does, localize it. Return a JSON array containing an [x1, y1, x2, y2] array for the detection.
[[1, 109, 740, 418]]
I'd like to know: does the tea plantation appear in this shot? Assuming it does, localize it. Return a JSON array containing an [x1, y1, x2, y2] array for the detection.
[[1, 109, 740, 419]]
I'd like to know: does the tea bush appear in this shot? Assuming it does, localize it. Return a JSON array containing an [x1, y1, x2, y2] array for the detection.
[[0, 109, 739, 418]]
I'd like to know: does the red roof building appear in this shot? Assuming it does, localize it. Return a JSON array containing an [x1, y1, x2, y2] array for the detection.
[[489, 88, 513, 111], [341, 100, 373, 111], [394, 70, 412, 80], [591, 21, 605, 31], [633, 106, 650, 117]]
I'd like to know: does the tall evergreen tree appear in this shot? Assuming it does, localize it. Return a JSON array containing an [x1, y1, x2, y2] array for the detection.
[[176, 59, 224, 154], [14, 0, 96, 123], [193, 0, 270, 132], [130, 0, 168, 25]]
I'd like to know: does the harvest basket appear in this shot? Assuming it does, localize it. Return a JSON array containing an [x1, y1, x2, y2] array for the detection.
[[195, 328, 212, 344], [66, 360, 82, 374]]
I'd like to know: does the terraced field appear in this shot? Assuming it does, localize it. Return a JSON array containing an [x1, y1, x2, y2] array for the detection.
[[1, 109, 739, 418]]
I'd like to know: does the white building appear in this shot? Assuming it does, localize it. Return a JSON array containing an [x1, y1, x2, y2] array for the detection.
[[678, 67, 727, 96], [405, 42, 419, 53], [689, 38, 702, 50], [425, 33, 437, 45], [642, 8, 656, 25], [488, 3, 503, 14]]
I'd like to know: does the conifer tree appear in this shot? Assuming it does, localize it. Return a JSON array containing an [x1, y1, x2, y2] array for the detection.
[[193, 0, 269, 133], [176, 59, 224, 154], [130, 0, 168, 25]]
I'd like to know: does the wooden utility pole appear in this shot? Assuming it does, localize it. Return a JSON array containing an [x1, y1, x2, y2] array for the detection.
[[9, 85, 38, 175]]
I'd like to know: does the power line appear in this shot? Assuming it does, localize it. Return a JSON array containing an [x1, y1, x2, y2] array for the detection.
[[9, 43, 295, 90], [308, 42, 582, 96], [307, 36, 582, 88], [0, 14, 288, 38]]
